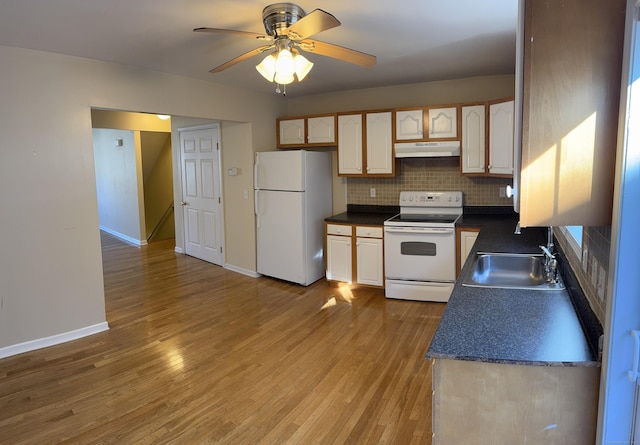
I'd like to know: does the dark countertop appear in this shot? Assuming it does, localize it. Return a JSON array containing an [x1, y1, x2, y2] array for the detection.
[[324, 211, 397, 226], [427, 218, 598, 367], [324, 205, 398, 226]]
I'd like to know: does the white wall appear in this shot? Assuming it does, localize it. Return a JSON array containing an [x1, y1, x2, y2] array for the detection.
[[0, 45, 285, 352], [93, 129, 145, 243]]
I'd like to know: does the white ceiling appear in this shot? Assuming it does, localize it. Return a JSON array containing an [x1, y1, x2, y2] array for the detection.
[[0, 0, 518, 98]]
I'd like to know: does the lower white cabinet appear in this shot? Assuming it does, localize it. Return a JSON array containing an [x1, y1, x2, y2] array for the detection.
[[326, 223, 384, 287], [356, 226, 384, 287], [457, 228, 480, 276], [326, 224, 353, 282], [327, 234, 352, 283]]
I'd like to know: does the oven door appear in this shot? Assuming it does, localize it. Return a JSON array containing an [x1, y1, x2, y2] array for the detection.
[[384, 226, 456, 282]]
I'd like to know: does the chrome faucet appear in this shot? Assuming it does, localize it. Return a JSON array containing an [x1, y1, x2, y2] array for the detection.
[[539, 227, 558, 283]]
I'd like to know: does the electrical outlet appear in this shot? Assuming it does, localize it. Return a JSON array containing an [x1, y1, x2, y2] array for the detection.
[[499, 186, 506, 198], [370, 188, 376, 198], [597, 266, 606, 301]]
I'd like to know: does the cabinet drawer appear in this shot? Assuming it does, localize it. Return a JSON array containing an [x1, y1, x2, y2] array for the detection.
[[327, 224, 353, 236], [355, 226, 383, 238]]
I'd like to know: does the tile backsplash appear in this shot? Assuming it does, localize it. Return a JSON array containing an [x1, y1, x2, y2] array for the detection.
[[555, 226, 611, 325], [347, 157, 513, 206]]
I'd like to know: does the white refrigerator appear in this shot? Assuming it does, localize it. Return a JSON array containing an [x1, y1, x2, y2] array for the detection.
[[254, 150, 333, 286]]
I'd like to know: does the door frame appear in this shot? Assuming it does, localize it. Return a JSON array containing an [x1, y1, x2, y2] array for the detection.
[[175, 123, 225, 265], [597, 0, 640, 442]]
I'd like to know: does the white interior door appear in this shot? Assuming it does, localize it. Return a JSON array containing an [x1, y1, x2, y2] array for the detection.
[[180, 126, 223, 266]]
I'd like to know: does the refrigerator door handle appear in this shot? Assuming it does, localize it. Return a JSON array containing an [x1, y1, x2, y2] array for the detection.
[[254, 190, 260, 228], [254, 158, 259, 189]]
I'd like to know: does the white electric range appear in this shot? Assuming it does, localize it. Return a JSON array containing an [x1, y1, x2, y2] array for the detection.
[[384, 191, 463, 302]]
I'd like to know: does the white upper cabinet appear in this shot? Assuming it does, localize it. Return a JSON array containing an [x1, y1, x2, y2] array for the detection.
[[307, 115, 336, 144], [460, 99, 514, 177], [278, 118, 305, 146], [427, 107, 458, 139], [277, 115, 336, 148], [461, 104, 486, 174], [338, 112, 394, 177], [366, 112, 393, 175], [488, 99, 514, 176], [395, 109, 424, 140], [338, 113, 363, 175]]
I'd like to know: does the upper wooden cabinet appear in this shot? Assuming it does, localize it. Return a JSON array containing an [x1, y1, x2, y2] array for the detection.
[[277, 114, 337, 148], [338, 111, 395, 177], [394, 106, 460, 142], [461, 98, 514, 177], [517, 0, 625, 227]]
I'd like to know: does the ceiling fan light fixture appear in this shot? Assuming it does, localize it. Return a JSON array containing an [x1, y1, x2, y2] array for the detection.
[[274, 48, 295, 84], [294, 53, 313, 81], [256, 53, 277, 81]]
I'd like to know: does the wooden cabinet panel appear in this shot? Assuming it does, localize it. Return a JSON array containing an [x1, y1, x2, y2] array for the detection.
[[518, 0, 625, 226]]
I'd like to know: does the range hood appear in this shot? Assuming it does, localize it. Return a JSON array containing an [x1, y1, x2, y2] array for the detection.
[[394, 141, 461, 158]]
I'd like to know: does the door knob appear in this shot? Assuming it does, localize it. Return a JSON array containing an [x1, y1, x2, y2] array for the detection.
[[181, 201, 188, 206]]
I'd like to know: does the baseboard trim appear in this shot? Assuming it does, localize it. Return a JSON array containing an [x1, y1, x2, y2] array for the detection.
[[100, 226, 147, 247], [0, 322, 110, 359], [174, 247, 184, 254], [224, 263, 260, 278]]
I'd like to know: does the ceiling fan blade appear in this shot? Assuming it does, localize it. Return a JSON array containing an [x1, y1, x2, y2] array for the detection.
[[286, 9, 340, 40], [194, 27, 273, 41], [301, 39, 376, 67], [209, 45, 273, 73]]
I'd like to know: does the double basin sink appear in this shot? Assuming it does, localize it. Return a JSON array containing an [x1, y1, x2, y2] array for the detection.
[[462, 252, 565, 291]]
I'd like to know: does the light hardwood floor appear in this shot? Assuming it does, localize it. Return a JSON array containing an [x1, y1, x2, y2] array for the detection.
[[0, 232, 445, 444]]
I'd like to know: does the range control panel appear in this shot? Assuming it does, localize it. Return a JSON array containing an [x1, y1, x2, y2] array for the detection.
[[399, 191, 463, 208]]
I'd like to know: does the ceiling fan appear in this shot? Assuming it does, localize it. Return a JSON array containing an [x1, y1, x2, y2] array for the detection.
[[194, 2, 376, 90]]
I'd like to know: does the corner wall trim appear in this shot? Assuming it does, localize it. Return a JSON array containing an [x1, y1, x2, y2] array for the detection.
[[0, 322, 110, 359], [224, 263, 260, 278], [100, 226, 147, 246]]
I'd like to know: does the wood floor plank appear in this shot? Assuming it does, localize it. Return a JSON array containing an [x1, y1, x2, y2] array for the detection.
[[0, 232, 445, 444]]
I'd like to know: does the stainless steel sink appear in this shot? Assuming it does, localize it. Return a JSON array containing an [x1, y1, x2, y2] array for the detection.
[[462, 252, 565, 290]]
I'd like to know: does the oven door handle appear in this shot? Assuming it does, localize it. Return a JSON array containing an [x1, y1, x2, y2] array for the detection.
[[384, 227, 454, 234]]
